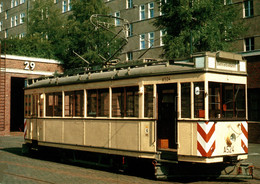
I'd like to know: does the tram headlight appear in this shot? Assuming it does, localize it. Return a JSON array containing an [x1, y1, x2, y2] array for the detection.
[[226, 133, 236, 146], [230, 133, 236, 143]]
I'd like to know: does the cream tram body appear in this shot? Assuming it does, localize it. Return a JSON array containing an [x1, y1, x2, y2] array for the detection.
[[24, 52, 248, 167]]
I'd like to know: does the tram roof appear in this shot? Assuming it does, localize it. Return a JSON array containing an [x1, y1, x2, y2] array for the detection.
[[25, 51, 247, 89]]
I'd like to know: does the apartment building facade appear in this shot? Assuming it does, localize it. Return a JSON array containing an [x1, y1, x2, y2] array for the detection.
[[0, 0, 72, 39]]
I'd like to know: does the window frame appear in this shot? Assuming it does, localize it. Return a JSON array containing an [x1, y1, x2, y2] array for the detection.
[[209, 82, 246, 120], [244, 37, 254, 51], [140, 34, 145, 50], [148, 2, 154, 18], [115, 11, 120, 26], [62, 0, 67, 13], [112, 86, 139, 118], [244, 0, 254, 18], [139, 4, 145, 20], [148, 32, 154, 48]]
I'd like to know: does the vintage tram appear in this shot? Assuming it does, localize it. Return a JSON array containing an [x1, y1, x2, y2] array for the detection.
[[23, 51, 253, 179]]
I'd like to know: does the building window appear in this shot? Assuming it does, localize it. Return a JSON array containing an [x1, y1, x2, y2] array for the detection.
[[15, 0, 18, 6], [0, 21, 2, 32], [20, 13, 25, 24], [127, 52, 133, 61], [20, 0, 25, 4], [244, 0, 253, 18], [0, 2, 3, 13], [68, 0, 72, 11], [11, 17, 14, 27], [148, 32, 154, 48], [112, 86, 139, 117], [5, 11, 8, 19], [160, 0, 167, 15], [224, 0, 232, 5], [160, 29, 166, 46], [11, 0, 14, 8], [115, 12, 120, 26], [15, 15, 18, 26], [140, 34, 145, 50], [148, 2, 154, 18], [5, 29, 8, 38], [19, 32, 25, 38], [126, 0, 133, 9], [245, 37, 254, 51], [127, 23, 133, 37], [140, 5, 145, 20], [62, 1, 67, 13]]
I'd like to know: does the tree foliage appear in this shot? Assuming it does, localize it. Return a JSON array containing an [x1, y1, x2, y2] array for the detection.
[[1, 0, 124, 71], [155, 0, 245, 59], [62, 0, 123, 69]]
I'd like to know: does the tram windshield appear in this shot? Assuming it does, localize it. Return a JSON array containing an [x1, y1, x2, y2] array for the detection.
[[209, 82, 246, 119]]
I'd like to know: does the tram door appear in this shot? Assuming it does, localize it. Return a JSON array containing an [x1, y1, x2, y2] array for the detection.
[[157, 83, 177, 149]]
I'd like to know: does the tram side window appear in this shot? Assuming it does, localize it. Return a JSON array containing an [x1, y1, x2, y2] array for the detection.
[[144, 85, 154, 118], [39, 94, 44, 117], [32, 94, 39, 117], [209, 82, 246, 119], [112, 86, 139, 117], [46, 92, 62, 117], [194, 82, 205, 118], [181, 83, 191, 118], [25, 95, 31, 117], [65, 90, 84, 117], [87, 89, 109, 117]]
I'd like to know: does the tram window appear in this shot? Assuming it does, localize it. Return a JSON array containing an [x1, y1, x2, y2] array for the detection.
[[65, 90, 84, 117], [39, 94, 44, 117], [98, 89, 109, 117], [112, 86, 139, 117], [46, 92, 62, 117], [32, 94, 39, 117], [144, 85, 154, 118], [194, 82, 205, 118], [87, 89, 109, 117], [181, 83, 191, 118], [235, 84, 246, 118], [209, 82, 221, 118], [25, 95, 31, 117], [209, 82, 246, 119]]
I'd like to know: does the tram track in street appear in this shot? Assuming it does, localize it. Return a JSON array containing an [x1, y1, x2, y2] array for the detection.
[[2, 171, 55, 184]]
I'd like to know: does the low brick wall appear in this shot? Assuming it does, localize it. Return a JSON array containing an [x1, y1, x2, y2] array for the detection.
[[248, 122, 260, 144]]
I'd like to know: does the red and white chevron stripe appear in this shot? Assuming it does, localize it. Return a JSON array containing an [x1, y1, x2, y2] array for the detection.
[[197, 121, 216, 157], [24, 119, 27, 139], [241, 121, 248, 153]]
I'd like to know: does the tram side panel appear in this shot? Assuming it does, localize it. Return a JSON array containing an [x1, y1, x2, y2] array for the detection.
[[25, 118, 156, 156]]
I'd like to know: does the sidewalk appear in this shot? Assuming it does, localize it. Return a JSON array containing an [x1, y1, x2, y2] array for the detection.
[[245, 143, 260, 179]]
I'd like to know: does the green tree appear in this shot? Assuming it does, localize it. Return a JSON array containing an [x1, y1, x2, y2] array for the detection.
[[155, 0, 245, 59], [62, 0, 125, 70], [1, 0, 67, 60]]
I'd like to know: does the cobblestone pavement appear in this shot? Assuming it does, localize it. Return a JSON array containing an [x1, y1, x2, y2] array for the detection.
[[0, 136, 259, 184]]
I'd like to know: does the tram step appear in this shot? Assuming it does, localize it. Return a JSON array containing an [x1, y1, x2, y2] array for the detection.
[[159, 150, 178, 161]]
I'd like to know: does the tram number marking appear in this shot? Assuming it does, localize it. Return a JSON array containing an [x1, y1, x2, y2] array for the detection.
[[162, 76, 170, 82], [224, 146, 234, 153], [24, 61, 36, 71]]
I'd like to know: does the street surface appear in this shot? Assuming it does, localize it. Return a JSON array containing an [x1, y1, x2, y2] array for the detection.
[[0, 135, 259, 184]]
